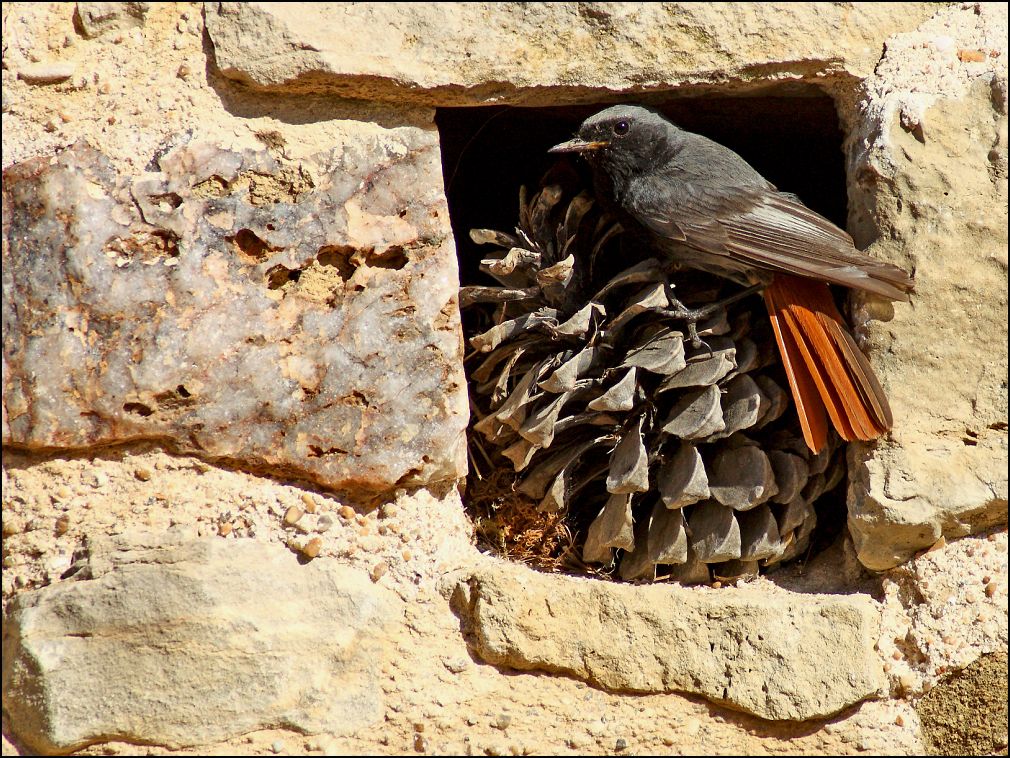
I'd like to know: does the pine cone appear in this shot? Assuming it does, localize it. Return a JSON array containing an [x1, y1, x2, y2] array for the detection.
[[462, 169, 842, 584]]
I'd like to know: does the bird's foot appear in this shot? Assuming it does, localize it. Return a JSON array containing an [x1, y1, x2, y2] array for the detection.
[[657, 283, 765, 350]]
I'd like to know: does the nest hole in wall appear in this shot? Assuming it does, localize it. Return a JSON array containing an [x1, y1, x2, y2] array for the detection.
[[436, 93, 856, 585]]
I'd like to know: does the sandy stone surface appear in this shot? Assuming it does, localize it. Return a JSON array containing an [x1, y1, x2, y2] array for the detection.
[[3, 443, 1007, 755], [917, 650, 1008, 755], [459, 565, 886, 721], [843, 1, 1009, 571], [4, 532, 399, 754], [203, 2, 939, 102]]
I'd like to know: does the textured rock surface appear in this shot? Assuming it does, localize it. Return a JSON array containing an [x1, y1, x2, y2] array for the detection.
[[74, 2, 151, 38], [458, 564, 886, 721], [844, 3, 1009, 569], [2, 138, 468, 498], [916, 650, 1009, 756], [203, 2, 937, 103], [1, 528, 398, 754]]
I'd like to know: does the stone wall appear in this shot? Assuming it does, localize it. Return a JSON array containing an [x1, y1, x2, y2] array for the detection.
[[2, 3, 1007, 755]]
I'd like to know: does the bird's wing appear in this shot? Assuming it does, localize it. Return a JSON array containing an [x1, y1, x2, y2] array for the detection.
[[632, 181, 913, 301]]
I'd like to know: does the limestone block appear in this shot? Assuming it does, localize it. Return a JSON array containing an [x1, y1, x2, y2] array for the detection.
[[2, 137, 468, 498], [844, 4, 1009, 570], [1, 529, 399, 754], [458, 564, 886, 721], [203, 2, 937, 104]]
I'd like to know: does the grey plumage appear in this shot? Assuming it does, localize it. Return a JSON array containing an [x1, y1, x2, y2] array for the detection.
[[552, 105, 914, 301]]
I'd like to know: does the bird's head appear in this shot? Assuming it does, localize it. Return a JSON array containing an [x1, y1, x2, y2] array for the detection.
[[549, 105, 682, 183]]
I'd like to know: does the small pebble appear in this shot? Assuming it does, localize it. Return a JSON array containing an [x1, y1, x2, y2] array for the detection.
[[217, 522, 232, 537], [493, 713, 511, 730], [370, 561, 388, 582], [271, 740, 284, 754], [892, 650, 902, 660], [615, 737, 628, 751], [985, 582, 997, 598], [3, 515, 25, 536], [339, 505, 355, 520], [413, 722, 425, 734], [895, 713, 905, 727], [18, 61, 76, 84], [134, 467, 152, 482], [301, 537, 322, 559], [402, 549, 413, 561], [413, 733, 427, 753], [283, 506, 303, 526], [315, 514, 333, 533], [55, 515, 70, 536], [444, 657, 470, 674], [300, 493, 317, 513]]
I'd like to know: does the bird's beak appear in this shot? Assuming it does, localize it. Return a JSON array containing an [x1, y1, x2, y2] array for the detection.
[[548, 138, 609, 154]]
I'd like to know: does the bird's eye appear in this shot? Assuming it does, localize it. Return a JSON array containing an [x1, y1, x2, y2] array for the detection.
[[613, 120, 630, 136]]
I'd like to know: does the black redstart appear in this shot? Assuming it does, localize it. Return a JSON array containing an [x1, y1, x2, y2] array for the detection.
[[550, 104, 914, 452]]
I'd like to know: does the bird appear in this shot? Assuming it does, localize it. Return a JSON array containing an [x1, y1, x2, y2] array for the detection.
[[549, 104, 914, 454]]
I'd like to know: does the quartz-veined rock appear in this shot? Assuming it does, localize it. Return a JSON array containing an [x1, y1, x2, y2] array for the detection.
[[1, 138, 468, 497]]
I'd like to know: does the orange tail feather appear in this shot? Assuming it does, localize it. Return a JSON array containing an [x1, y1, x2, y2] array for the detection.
[[764, 275, 892, 453]]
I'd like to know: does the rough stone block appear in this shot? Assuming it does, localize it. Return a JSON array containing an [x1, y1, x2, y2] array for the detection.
[[1, 529, 398, 754], [458, 564, 887, 721], [203, 3, 937, 104], [845, 5, 1008, 569], [2, 139, 468, 498]]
